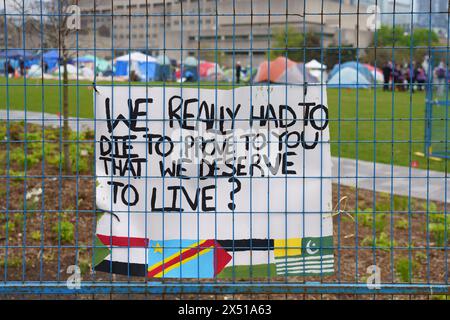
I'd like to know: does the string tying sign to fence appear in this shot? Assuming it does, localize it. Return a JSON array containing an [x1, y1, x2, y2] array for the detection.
[[93, 85, 333, 278]]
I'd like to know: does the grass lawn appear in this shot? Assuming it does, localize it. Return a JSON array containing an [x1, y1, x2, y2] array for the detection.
[[1, 76, 448, 172]]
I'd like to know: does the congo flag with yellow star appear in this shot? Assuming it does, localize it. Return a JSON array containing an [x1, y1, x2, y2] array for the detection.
[[94, 234, 232, 278], [147, 239, 232, 278]]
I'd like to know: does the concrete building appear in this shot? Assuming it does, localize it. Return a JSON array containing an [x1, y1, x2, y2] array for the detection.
[[414, 0, 448, 37], [350, 0, 413, 30], [78, 0, 373, 65]]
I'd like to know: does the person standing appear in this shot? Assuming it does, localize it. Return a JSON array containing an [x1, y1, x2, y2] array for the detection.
[[422, 55, 430, 77], [5, 60, 15, 78], [19, 58, 25, 76], [382, 61, 392, 91], [415, 64, 426, 91], [236, 61, 242, 84], [406, 62, 415, 92], [434, 61, 447, 98]]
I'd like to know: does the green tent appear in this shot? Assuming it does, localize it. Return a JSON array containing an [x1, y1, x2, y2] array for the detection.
[[75, 55, 111, 73]]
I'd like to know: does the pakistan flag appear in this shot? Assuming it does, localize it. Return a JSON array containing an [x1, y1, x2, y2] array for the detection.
[[217, 236, 334, 279], [274, 236, 334, 276]]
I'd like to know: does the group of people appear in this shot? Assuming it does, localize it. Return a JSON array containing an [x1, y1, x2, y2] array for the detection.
[[382, 60, 427, 92], [3, 58, 48, 78]]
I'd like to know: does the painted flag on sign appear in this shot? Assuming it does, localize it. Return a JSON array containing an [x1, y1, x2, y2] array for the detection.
[[274, 236, 334, 275], [93, 85, 334, 279], [147, 239, 232, 278]]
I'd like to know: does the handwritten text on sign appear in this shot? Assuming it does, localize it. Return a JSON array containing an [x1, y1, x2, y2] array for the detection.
[[95, 86, 331, 215], [94, 85, 333, 278]]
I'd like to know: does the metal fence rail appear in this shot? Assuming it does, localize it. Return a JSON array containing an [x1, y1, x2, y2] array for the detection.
[[0, 0, 450, 299]]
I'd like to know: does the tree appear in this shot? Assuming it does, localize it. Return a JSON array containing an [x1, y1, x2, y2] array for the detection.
[[364, 25, 440, 66], [269, 26, 321, 63], [269, 27, 357, 69], [30, 0, 79, 174], [324, 45, 356, 69]]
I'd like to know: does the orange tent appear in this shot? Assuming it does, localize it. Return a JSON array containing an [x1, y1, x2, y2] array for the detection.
[[254, 56, 298, 83]]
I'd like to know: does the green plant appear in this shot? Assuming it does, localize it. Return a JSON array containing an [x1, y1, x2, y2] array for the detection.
[[52, 220, 75, 243], [429, 223, 447, 247], [0, 125, 6, 140], [361, 232, 395, 251], [9, 169, 25, 181], [393, 195, 409, 212], [431, 295, 449, 300], [78, 259, 91, 276], [395, 257, 418, 282], [358, 208, 373, 227], [31, 230, 41, 241], [3, 256, 22, 268], [2, 221, 16, 234], [9, 147, 40, 168], [415, 252, 427, 264], [358, 209, 387, 233], [427, 202, 438, 214], [395, 218, 408, 230], [13, 213, 24, 227]]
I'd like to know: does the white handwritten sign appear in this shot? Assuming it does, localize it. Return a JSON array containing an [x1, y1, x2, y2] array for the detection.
[[94, 85, 333, 278]]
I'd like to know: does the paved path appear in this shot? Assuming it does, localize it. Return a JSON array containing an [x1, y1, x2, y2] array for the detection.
[[2, 110, 449, 203], [0, 110, 94, 133], [332, 157, 449, 203]]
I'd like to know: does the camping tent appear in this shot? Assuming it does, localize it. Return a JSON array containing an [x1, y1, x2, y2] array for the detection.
[[242, 67, 257, 83], [327, 65, 371, 88], [27, 64, 43, 78], [328, 61, 373, 88], [42, 50, 61, 71], [0, 49, 34, 59], [75, 55, 111, 74], [53, 64, 78, 75], [254, 56, 317, 84], [0, 49, 37, 71], [305, 59, 328, 83], [114, 52, 159, 80], [181, 56, 199, 81], [156, 54, 172, 81], [364, 64, 384, 83], [199, 61, 225, 81], [184, 56, 198, 67]]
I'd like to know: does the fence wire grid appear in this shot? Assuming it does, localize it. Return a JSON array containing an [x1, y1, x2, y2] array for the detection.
[[0, 0, 450, 299]]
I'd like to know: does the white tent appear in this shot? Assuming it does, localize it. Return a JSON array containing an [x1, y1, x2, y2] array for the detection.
[[54, 64, 78, 75], [114, 52, 158, 78], [184, 56, 198, 66], [115, 51, 157, 63], [306, 59, 328, 83], [27, 64, 43, 78], [306, 59, 327, 70]]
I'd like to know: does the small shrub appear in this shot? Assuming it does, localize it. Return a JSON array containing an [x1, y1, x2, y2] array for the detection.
[[31, 230, 41, 241], [361, 232, 395, 251], [395, 218, 408, 230], [415, 252, 427, 264], [395, 257, 418, 282], [393, 195, 409, 212], [13, 213, 24, 227], [429, 223, 446, 247], [78, 259, 91, 276], [358, 209, 387, 232], [2, 221, 16, 234], [52, 220, 75, 244], [358, 208, 372, 227], [431, 295, 449, 300], [3, 257, 22, 268], [9, 169, 25, 181]]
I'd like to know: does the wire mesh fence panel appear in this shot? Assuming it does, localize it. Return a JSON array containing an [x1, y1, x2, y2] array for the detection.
[[0, 0, 449, 299]]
